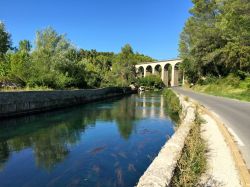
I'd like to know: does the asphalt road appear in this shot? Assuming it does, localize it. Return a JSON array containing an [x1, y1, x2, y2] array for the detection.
[[173, 87, 250, 168]]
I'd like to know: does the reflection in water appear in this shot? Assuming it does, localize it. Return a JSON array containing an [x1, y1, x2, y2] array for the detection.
[[0, 92, 174, 187]]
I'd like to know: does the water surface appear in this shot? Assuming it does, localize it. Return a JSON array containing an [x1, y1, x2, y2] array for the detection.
[[0, 92, 175, 187]]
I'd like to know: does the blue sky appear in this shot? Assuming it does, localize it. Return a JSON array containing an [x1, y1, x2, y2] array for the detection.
[[0, 0, 192, 60]]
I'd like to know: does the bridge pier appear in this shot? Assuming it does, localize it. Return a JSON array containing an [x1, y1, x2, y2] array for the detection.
[[161, 69, 169, 87], [171, 66, 179, 87], [152, 66, 155, 75]]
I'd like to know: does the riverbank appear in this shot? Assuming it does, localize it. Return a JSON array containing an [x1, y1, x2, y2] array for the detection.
[[0, 87, 134, 118], [136, 89, 245, 187], [137, 90, 197, 186]]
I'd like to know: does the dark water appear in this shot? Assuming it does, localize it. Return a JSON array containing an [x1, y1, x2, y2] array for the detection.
[[0, 92, 175, 187]]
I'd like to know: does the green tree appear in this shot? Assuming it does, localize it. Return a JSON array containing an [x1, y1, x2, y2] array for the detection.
[[19, 40, 32, 52], [218, 0, 250, 73], [0, 22, 12, 57], [179, 0, 250, 82], [8, 51, 31, 85], [109, 44, 136, 86], [29, 27, 73, 88], [138, 75, 164, 89], [0, 22, 12, 80], [0, 23, 155, 89]]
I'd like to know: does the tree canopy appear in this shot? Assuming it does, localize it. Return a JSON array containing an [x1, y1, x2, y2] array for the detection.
[[0, 25, 155, 89], [0, 22, 12, 57], [179, 0, 250, 83]]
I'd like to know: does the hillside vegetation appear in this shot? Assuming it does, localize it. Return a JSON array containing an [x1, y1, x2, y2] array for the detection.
[[179, 0, 250, 101], [0, 24, 154, 90], [192, 74, 250, 102]]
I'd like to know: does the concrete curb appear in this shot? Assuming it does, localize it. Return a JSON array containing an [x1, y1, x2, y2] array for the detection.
[[136, 95, 196, 187], [178, 91, 250, 187], [200, 105, 250, 187]]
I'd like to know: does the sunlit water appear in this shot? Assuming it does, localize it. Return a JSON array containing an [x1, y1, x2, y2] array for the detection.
[[0, 92, 175, 187]]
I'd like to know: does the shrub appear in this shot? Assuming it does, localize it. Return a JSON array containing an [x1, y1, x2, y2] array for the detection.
[[163, 89, 182, 123], [222, 74, 240, 87], [138, 75, 164, 89], [197, 75, 217, 85]]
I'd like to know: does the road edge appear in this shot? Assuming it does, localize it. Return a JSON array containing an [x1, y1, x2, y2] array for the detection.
[[179, 92, 250, 187]]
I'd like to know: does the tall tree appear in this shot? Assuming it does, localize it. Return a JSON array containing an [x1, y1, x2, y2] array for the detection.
[[19, 40, 32, 52], [179, 0, 250, 82], [0, 22, 12, 56], [109, 44, 136, 86], [30, 27, 73, 88], [218, 0, 250, 73]]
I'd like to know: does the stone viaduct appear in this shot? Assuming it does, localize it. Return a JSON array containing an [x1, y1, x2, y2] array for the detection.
[[135, 59, 183, 87]]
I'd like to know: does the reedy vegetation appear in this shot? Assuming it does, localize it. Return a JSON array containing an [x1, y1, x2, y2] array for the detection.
[[171, 112, 206, 186], [163, 89, 206, 186], [163, 89, 182, 124], [0, 24, 154, 89]]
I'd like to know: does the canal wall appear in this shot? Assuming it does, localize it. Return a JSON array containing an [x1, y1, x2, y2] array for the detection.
[[0, 87, 133, 118], [137, 94, 196, 187]]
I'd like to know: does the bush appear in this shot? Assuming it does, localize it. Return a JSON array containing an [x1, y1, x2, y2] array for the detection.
[[193, 74, 250, 102], [197, 75, 217, 85], [222, 74, 240, 88], [163, 89, 182, 123], [236, 70, 249, 80], [138, 75, 164, 89]]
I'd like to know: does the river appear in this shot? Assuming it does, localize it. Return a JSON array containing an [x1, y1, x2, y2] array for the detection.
[[0, 92, 175, 187]]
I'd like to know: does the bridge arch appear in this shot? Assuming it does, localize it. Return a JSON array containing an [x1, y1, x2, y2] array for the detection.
[[135, 59, 183, 87], [145, 65, 153, 76], [137, 66, 144, 77], [154, 64, 162, 77]]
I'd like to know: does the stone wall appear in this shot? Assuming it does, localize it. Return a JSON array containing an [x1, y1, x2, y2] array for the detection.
[[0, 87, 133, 118]]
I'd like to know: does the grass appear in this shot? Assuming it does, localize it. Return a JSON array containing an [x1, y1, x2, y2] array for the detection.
[[0, 86, 53, 92], [0, 86, 82, 92], [163, 88, 182, 124], [164, 89, 207, 186], [191, 75, 250, 102], [184, 96, 189, 102], [171, 112, 207, 186]]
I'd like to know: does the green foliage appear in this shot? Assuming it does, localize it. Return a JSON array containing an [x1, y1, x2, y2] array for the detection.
[[114, 44, 137, 86], [193, 75, 250, 102], [163, 89, 182, 123], [138, 75, 164, 89], [134, 53, 155, 63], [19, 40, 32, 52], [105, 44, 136, 87], [0, 24, 154, 90], [28, 27, 74, 88], [0, 22, 12, 56], [8, 51, 31, 86], [180, 0, 250, 83]]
